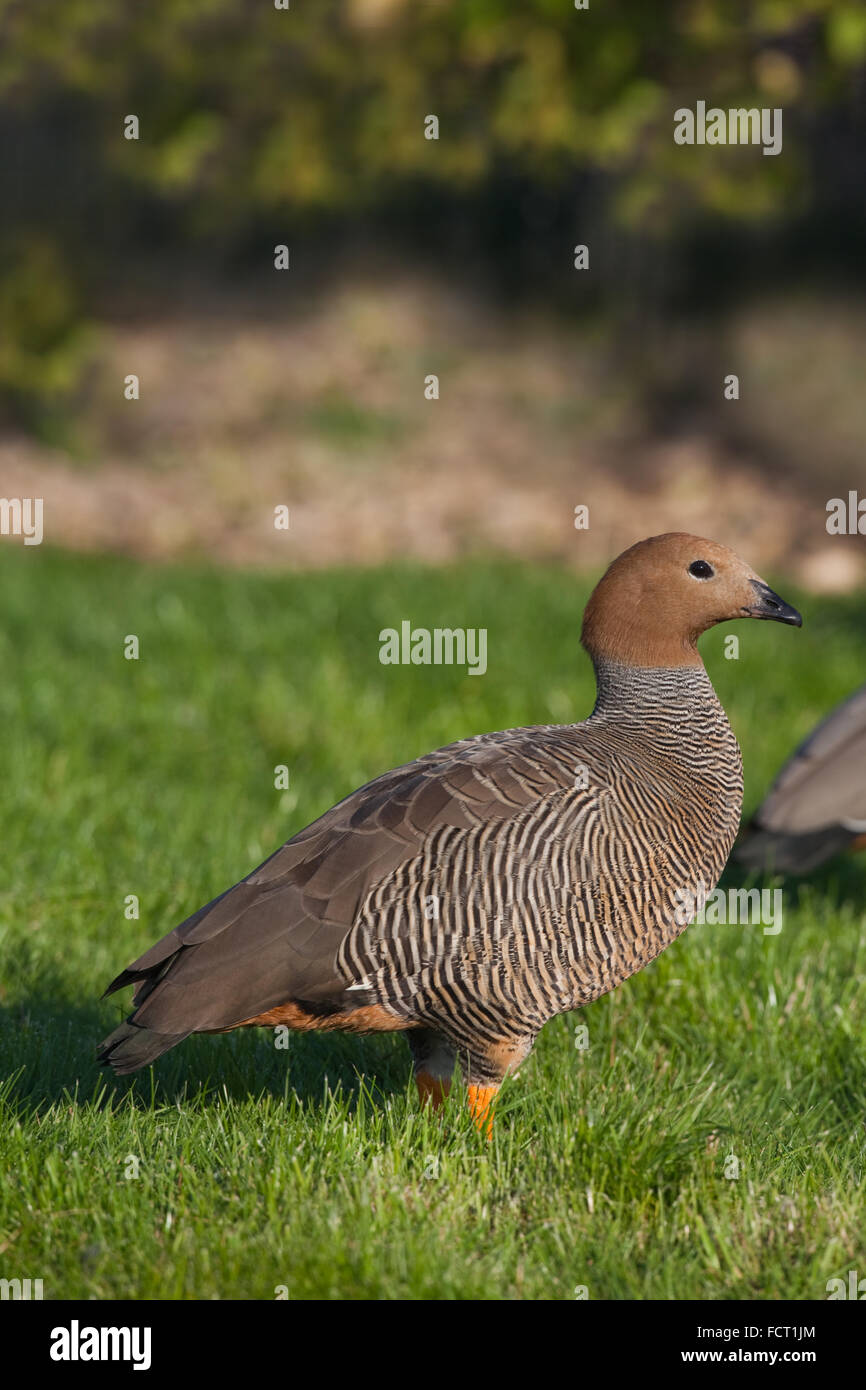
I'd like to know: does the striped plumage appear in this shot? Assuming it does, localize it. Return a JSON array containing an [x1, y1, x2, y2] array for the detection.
[[339, 665, 742, 1079], [98, 534, 801, 1130]]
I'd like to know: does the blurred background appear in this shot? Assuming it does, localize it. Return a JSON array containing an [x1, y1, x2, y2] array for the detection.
[[4, 3, 866, 1301], [2, 0, 866, 584]]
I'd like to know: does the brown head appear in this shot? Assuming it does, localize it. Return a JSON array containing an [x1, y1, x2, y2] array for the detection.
[[581, 533, 802, 669]]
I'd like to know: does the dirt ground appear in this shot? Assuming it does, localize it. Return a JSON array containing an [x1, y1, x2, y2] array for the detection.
[[2, 269, 864, 590]]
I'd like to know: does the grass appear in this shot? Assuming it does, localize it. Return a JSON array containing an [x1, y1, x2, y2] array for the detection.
[[0, 546, 865, 1300]]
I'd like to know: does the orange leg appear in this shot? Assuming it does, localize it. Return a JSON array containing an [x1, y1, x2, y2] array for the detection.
[[416, 1071, 500, 1138], [466, 1083, 499, 1140], [415, 1070, 451, 1109]]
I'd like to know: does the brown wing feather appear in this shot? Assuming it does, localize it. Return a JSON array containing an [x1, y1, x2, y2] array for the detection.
[[99, 729, 569, 1069]]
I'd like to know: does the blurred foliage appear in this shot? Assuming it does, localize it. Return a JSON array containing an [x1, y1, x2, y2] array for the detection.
[[0, 237, 94, 431], [0, 0, 863, 418]]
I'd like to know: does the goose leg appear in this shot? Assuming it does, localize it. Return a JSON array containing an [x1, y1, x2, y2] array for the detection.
[[409, 1029, 532, 1137], [409, 1028, 457, 1110]]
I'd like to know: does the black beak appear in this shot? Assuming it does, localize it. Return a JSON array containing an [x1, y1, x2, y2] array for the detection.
[[743, 580, 802, 627]]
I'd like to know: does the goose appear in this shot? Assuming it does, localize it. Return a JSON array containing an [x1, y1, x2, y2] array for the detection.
[[98, 534, 801, 1131]]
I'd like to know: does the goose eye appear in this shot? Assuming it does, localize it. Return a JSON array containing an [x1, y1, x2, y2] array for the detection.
[[688, 560, 714, 579]]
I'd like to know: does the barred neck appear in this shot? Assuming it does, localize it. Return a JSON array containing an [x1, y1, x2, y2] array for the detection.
[[589, 659, 721, 724]]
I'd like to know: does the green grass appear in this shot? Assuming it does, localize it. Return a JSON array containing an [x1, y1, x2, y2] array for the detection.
[[0, 546, 865, 1300]]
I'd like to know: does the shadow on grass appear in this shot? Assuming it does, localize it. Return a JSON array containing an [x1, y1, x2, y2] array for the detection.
[[0, 994, 414, 1118]]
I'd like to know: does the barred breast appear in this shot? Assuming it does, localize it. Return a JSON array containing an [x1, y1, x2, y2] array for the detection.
[[338, 663, 743, 1072]]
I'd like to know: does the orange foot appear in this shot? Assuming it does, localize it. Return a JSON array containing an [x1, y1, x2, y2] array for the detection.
[[466, 1084, 499, 1140], [416, 1074, 499, 1138]]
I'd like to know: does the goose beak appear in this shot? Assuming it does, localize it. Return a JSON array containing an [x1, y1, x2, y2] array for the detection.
[[744, 580, 802, 627]]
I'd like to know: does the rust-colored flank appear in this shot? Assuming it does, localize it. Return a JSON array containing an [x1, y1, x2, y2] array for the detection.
[[235, 1001, 412, 1033]]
